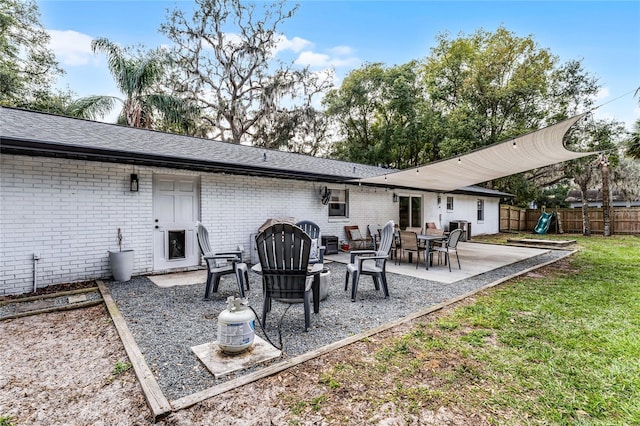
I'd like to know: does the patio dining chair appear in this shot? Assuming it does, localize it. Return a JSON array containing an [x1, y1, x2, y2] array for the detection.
[[399, 230, 426, 269], [431, 228, 463, 272], [424, 222, 444, 235], [255, 223, 315, 331], [344, 220, 394, 302], [196, 222, 249, 299]]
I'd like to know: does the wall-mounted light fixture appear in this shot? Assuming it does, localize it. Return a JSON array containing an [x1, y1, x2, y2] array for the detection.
[[130, 173, 139, 192], [392, 193, 398, 203]]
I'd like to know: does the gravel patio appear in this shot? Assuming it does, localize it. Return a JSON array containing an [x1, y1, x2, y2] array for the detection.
[[102, 242, 572, 414]]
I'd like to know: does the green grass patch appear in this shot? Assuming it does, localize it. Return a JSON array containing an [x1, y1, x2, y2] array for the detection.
[[107, 359, 132, 384], [0, 416, 15, 426], [305, 235, 640, 423]]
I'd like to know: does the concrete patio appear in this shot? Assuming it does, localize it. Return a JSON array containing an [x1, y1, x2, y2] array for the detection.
[[146, 241, 551, 288], [324, 241, 551, 284]]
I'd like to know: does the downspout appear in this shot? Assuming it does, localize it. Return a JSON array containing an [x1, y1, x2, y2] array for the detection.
[[33, 253, 40, 293]]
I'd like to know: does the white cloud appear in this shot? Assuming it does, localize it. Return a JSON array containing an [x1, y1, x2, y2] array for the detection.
[[275, 35, 313, 54], [47, 30, 96, 66], [594, 87, 610, 102], [295, 51, 331, 67], [295, 48, 360, 69], [223, 32, 243, 46], [328, 45, 354, 56]]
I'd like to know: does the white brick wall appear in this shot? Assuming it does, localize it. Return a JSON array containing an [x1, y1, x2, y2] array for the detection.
[[1, 155, 154, 295], [1, 154, 499, 295]]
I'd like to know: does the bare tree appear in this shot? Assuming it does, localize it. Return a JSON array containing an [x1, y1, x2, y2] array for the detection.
[[160, 0, 331, 149]]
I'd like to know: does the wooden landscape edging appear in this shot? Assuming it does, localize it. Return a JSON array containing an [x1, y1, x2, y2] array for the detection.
[[97, 280, 173, 421], [1, 299, 103, 321], [0, 286, 99, 306], [170, 248, 578, 413]]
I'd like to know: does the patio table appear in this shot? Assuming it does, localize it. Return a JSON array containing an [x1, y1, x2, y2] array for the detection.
[[417, 234, 447, 270], [250, 262, 324, 314]]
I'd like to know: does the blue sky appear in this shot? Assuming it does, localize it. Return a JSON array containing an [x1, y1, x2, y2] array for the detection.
[[39, 0, 640, 130]]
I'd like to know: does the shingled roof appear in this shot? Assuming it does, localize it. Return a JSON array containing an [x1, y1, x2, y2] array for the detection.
[[0, 107, 509, 197]]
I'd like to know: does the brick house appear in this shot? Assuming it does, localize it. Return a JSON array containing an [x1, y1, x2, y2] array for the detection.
[[1, 107, 509, 295]]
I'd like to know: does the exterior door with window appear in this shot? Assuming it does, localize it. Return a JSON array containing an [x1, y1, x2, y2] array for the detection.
[[399, 195, 422, 229], [153, 175, 200, 270]]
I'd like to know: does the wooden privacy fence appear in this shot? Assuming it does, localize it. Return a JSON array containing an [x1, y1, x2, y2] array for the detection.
[[499, 205, 640, 235]]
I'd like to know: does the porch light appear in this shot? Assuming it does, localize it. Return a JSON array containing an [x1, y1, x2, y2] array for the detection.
[[392, 193, 398, 203], [130, 174, 139, 192]]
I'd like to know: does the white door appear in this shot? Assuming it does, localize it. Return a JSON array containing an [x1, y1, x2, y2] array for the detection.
[[153, 174, 200, 271]]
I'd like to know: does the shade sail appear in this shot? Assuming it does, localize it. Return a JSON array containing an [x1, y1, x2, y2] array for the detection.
[[355, 114, 596, 192]]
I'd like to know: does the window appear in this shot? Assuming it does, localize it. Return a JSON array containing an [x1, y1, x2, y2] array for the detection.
[[399, 195, 422, 229], [328, 189, 348, 218], [477, 199, 485, 221], [446, 196, 454, 211]]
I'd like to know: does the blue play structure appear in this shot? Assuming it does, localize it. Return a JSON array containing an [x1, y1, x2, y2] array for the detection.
[[533, 211, 554, 234]]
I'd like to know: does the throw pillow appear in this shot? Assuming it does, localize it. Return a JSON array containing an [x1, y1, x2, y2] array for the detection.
[[310, 238, 319, 260], [349, 229, 362, 240]]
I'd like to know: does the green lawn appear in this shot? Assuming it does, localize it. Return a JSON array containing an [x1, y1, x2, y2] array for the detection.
[[306, 234, 640, 424]]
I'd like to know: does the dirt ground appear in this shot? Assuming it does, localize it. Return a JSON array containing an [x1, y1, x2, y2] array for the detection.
[[0, 295, 489, 426], [6, 260, 574, 426]]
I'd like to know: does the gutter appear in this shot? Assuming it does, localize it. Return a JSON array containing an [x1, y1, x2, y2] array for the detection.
[[0, 137, 355, 185]]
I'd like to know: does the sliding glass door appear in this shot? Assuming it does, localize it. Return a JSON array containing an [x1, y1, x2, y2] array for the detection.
[[399, 195, 422, 229]]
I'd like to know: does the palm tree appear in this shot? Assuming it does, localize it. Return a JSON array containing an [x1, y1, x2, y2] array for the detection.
[[73, 38, 197, 130], [623, 88, 640, 160], [625, 118, 640, 159]]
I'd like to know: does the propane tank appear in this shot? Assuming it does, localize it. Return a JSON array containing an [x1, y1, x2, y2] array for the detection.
[[217, 296, 255, 354]]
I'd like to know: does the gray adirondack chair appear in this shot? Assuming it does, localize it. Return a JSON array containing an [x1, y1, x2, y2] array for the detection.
[[255, 223, 314, 331]]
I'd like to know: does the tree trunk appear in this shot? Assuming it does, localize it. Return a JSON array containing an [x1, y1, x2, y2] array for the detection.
[[579, 184, 591, 236], [600, 154, 612, 237]]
